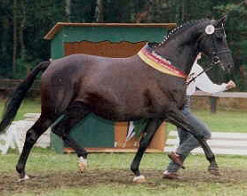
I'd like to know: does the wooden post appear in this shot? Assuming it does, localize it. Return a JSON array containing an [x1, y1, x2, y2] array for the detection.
[[209, 97, 218, 113]]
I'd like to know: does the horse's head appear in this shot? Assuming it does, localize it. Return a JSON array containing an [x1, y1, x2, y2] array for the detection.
[[197, 16, 234, 73]]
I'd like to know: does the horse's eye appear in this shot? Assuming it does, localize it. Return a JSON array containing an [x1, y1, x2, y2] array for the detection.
[[215, 29, 226, 39], [215, 32, 222, 39]]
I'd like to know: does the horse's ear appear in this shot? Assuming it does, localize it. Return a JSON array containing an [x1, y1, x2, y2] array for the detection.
[[215, 15, 227, 27]]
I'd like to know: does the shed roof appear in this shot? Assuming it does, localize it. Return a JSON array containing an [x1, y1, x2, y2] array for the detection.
[[44, 22, 177, 40]]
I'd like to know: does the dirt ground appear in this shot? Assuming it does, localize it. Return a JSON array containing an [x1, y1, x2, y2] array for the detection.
[[0, 168, 247, 195]]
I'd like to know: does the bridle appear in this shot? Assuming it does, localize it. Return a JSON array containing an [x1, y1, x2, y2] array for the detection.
[[186, 25, 232, 85], [198, 25, 231, 65]]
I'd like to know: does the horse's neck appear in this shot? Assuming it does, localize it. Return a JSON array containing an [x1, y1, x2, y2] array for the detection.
[[155, 34, 198, 75]]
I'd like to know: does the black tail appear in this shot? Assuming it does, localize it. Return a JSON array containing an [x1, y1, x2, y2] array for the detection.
[[0, 61, 50, 132]]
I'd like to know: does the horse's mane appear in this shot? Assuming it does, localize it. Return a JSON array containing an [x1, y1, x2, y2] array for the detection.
[[157, 18, 211, 47]]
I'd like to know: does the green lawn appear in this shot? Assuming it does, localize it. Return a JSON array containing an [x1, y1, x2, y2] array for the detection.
[[1, 150, 247, 196], [194, 110, 247, 132], [166, 109, 247, 133], [0, 99, 41, 121]]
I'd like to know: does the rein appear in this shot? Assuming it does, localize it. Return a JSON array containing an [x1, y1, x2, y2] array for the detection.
[[185, 62, 215, 85]]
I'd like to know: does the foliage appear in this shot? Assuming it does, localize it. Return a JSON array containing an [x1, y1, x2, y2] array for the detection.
[[214, 2, 247, 90]]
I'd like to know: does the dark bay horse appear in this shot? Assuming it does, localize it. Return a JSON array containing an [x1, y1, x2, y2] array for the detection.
[[0, 16, 234, 182]]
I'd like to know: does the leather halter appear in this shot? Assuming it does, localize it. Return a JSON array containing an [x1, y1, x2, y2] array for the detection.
[[197, 26, 231, 67], [185, 26, 232, 85]]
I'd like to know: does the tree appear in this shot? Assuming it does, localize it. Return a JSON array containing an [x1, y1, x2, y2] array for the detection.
[[12, 0, 17, 74], [215, 1, 247, 90], [65, 0, 72, 22], [95, 0, 104, 22]]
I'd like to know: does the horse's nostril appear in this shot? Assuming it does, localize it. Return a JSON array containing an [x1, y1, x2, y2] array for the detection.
[[213, 56, 220, 64], [226, 64, 233, 72]]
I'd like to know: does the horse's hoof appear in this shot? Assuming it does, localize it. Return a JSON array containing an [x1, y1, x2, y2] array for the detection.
[[133, 175, 146, 183], [208, 165, 220, 176], [17, 174, 30, 182], [78, 157, 87, 173], [208, 168, 221, 176], [79, 162, 87, 172]]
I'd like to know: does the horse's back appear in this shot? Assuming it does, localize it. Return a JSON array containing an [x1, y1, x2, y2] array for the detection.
[[40, 53, 147, 115]]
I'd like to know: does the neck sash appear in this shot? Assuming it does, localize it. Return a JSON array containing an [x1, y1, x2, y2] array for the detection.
[[138, 45, 187, 78]]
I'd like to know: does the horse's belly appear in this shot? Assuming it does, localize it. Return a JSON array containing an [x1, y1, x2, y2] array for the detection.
[[89, 100, 165, 122], [91, 105, 143, 121]]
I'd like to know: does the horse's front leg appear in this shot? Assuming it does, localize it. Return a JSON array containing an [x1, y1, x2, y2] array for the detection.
[[131, 119, 162, 183], [166, 108, 219, 175]]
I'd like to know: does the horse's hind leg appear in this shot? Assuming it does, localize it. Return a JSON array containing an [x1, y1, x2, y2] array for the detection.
[[16, 114, 54, 180], [52, 101, 90, 172], [166, 108, 219, 175], [131, 119, 162, 183]]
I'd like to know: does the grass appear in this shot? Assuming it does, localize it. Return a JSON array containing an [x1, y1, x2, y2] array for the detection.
[[2, 148, 247, 173], [1, 150, 247, 196], [21, 184, 247, 196], [193, 110, 247, 132], [0, 98, 41, 121], [166, 109, 247, 133]]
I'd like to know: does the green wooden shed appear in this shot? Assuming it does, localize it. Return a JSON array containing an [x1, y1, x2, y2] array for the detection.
[[44, 22, 176, 153]]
